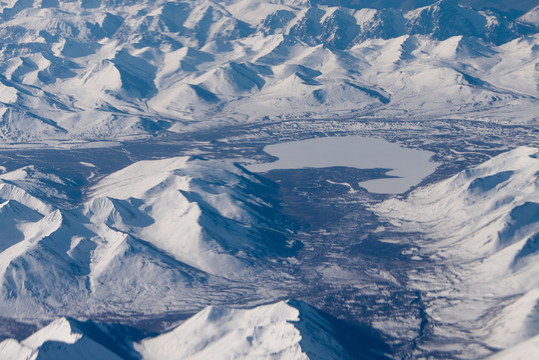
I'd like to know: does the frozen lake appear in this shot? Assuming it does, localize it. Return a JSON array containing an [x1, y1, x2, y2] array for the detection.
[[247, 136, 439, 194]]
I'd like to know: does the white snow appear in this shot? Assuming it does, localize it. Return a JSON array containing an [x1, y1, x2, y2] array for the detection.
[[0, 156, 296, 320], [0, 300, 354, 360], [519, 6, 539, 27], [136, 300, 350, 360], [0, 0, 536, 358], [137, 301, 309, 360], [488, 333, 539, 360], [373, 146, 539, 355], [0, 318, 122, 360], [0, 0, 535, 146]]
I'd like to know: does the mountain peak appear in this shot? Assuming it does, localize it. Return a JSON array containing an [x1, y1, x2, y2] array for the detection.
[[136, 299, 388, 360], [0, 317, 126, 360], [0, 0, 535, 145]]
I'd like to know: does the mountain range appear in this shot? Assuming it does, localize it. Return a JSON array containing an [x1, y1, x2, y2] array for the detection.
[[0, 0, 536, 145], [0, 0, 537, 359], [373, 146, 539, 358], [0, 156, 299, 321], [0, 146, 537, 359]]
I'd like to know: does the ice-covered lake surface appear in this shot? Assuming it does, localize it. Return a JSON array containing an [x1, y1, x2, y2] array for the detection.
[[247, 136, 439, 194]]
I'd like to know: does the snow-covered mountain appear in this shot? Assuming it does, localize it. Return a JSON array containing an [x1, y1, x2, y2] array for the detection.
[[136, 300, 383, 360], [373, 146, 539, 357], [0, 0, 537, 358], [0, 0, 536, 145], [0, 318, 128, 360], [0, 156, 298, 321], [3, 146, 538, 358], [0, 300, 388, 360]]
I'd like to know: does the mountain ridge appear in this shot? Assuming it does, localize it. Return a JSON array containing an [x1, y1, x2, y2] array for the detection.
[[0, 0, 536, 146], [0, 156, 299, 322], [0, 299, 391, 360], [373, 147, 539, 357]]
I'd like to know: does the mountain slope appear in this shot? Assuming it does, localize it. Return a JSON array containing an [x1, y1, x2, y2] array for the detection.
[[0, 0, 536, 145], [0, 156, 298, 321], [373, 146, 539, 357], [137, 300, 339, 360], [0, 300, 389, 359], [0, 317, 140, 360], [136, 299, 388, 360]]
